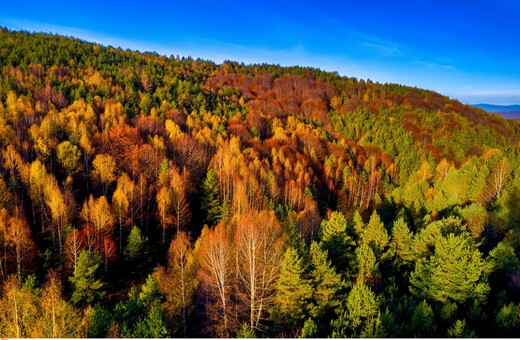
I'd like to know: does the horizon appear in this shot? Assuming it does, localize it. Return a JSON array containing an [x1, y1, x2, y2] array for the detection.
[[1, 1, 520, 106]]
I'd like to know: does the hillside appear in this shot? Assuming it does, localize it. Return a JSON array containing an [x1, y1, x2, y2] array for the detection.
[[0, 27, 519, 338]]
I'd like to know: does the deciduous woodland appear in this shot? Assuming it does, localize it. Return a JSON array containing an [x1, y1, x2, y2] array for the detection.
[[0, 27, 519, 337]]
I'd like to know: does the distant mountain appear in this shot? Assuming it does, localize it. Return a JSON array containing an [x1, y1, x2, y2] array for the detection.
[[472, 104, 520, 120]]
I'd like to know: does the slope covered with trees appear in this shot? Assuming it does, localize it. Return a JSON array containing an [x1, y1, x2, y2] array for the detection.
[[0, 27, 519, 337]]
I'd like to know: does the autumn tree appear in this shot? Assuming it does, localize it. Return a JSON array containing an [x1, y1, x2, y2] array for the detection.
[[112, 173, 135, 250], [486, 157, 511, 203], [91, 153, 117, 196], [56, 140, 81, 179], [43, 175, 71, 251], [234, 210, 286, 332], [38, 272, 83, 337], [81, 195, 115, 249], [195, 223, 235, 337], [29, 159, 50, 232], [0, 275, 39, 337], [64, 229, 85, 271], [101, 236, 117, 276], [7, 214, 35, 279], [169, 167, 191, 231], [155, 231, 197, 337], [156, 186, 173, 243]]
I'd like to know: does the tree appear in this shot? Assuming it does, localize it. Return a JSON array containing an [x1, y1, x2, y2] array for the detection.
[[112, 275, 169, 338], [359, 210, 389, 256], [270, 246, 312, 331], [91, 153, 117, 196], [29, 159, 50, 233], [447, 319, 474, 338], [135, 303, 169, 338], [495, 302, 520, 335], [391, 217, 414, 264], [331, 281, 379, 337], [308, 242, 342, 323], [112, 173, 134, 251], [411, 300, 435, 337], [318, 211, 355, 272], [7, 214, 35, 279], [124, 225, 150, 276], [56, 140, 81, 177], [101, 236, 117, 276], [155, 231, 197, 337], [69, 250, 105, 306], [410, 233, 491, 304], [195, 223, 235, 337], [487, 157, 510, 201], [347, 281, 379, 330], [201, 169, 221, 225], [0, 275, 39, 338], [169, 167, 191, 231], [43, 176, 70, 251], [156, 186, 173, 243], [458, 203, 488, 238], [81, 195, 115, 249], [64, 229, 85, 270], [235, 210, 286, 332], [124, 226, 147, 261], [356, 243, 377, 283], [38, 272, 82, 337]]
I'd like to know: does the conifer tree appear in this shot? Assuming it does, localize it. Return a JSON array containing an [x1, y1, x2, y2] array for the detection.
[[308, 242, 342, 323], [318, 211, 355, 272], [410, 233, 491, 304], [360, 210, 389, 256], [411, 300, 435, 337], [201, 169, 221, 225], [69, 250, 105, 306], [271, 247, 312, 330]]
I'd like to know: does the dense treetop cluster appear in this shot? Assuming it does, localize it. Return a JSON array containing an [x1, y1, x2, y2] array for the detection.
[[0, 27, 518, 337]]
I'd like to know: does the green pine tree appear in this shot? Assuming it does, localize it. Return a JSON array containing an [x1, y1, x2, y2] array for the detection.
[[308, 242, 343, 323], [356, 243, 377, 282], [319, 211, 355, 273], [360, 210, 389, 255], [69, 250, 105, 306], [410, 233, 491, 304], [201, 169, 221, 225], [124, 225, 150, 276], [391, 217, 414, 264], [411, 300, 435, 337], [271, 247, 313, 330], [346, 281, 379, 331]]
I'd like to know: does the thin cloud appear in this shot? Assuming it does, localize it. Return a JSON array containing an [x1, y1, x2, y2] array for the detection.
[[361, 41, 403, 57]]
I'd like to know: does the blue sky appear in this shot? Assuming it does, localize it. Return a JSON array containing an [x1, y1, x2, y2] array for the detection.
[[1, 0, 519, 104]]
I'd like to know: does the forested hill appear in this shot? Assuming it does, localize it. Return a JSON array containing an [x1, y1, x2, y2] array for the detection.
[[0, 27, 519, 338]]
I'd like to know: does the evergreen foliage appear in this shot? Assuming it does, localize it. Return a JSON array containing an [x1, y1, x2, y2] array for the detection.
[[69, 250, 105, 306]]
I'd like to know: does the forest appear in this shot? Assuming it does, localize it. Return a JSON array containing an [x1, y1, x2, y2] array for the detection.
[[0, 27, 519, 337]]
